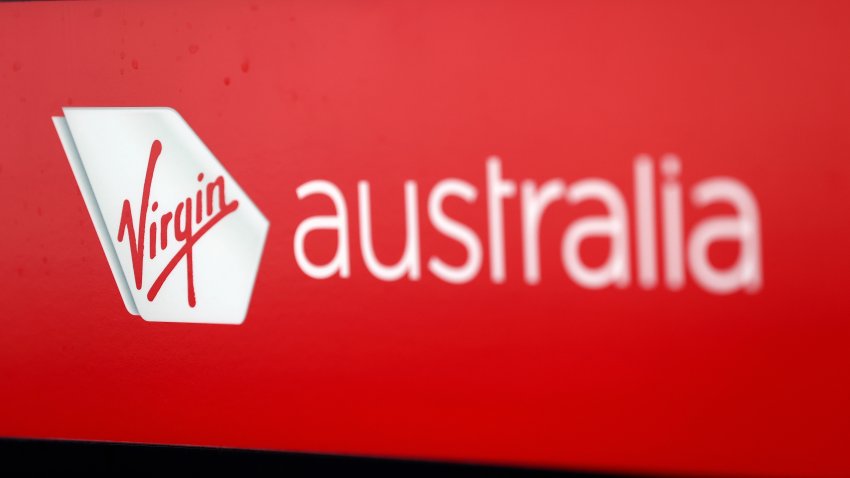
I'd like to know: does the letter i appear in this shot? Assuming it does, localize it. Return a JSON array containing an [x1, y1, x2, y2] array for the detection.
[[661, 154, 685, 290], [149, 202, 158, 259], [196, 173, 204, 224]]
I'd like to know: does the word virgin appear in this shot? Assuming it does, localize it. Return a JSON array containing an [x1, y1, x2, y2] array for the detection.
[[117, 140, 239, 307]]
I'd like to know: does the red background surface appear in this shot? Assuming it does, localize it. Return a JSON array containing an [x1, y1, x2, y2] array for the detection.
[[1, 1, 850, 476]]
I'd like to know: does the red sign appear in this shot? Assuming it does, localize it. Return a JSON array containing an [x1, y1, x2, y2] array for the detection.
[[1, 1, 849, 476]]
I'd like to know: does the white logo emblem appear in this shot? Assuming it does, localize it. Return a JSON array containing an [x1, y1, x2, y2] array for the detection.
[[54, 107, 269, 324]]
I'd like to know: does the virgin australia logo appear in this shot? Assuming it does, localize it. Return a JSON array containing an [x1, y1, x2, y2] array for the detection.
[[53, 107, 269, 324]]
